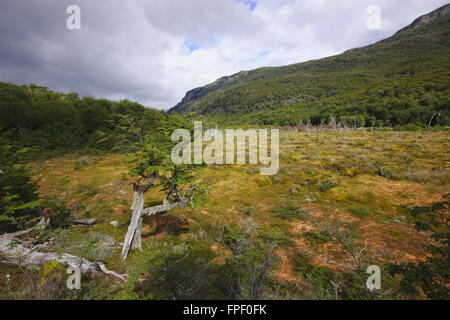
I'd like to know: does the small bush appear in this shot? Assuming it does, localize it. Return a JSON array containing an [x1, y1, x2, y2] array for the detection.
[[303, 230, 332, 245], [272, 204, 301, 220], [74, 157, 89, 170], [376, 164, 393, 178], [318, 179, 339, 192], [76, 183, 98, 196], [125, 241, 219, 300]]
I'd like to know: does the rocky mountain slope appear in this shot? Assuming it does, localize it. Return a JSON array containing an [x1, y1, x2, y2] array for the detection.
[[169, 4, 450, 126]]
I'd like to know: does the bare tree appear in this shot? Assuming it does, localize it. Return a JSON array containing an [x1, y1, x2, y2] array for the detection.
[[120, 166, 198, 260]]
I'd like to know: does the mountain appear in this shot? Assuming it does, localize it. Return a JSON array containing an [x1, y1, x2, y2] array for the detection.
[[169, 4, 450, 127], [395, 3, 450, 34]]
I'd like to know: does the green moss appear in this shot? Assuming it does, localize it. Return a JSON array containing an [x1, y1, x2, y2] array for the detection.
[[348, 206, 374, 219], [303, 230, 332, 245]]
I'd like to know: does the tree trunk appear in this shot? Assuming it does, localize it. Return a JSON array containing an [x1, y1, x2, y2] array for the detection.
[[120, 184, 193, 260], [121, 190, 144, 260], [131, 216, 142, 251]]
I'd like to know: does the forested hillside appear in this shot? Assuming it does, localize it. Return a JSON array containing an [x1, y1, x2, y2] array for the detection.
[[0, 82, 186, 157], [170, 4, 450, 127]]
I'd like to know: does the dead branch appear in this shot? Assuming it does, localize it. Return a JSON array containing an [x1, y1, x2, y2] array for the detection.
[[0, 216, 49, 240], [0, 215, 127, 283]]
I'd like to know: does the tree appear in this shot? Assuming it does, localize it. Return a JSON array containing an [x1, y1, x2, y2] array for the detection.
[[0, 137, 41, 233], [116, 117, 198, 260]]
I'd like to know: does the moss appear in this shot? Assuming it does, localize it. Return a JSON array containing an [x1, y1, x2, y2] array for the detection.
[[318, 179, 339, 192], [348, 206, 374, 219], [303, 230, 332, 245]]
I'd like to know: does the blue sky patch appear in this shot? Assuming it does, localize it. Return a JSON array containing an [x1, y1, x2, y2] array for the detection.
[[183, 41, 201, 53], [235, 0, 257, 12]]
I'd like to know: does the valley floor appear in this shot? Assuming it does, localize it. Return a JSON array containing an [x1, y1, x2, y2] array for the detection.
[[1, 130, 449, 299]]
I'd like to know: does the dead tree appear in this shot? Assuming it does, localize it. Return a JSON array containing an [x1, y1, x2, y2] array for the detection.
[[428, 111, 441, 127], [120, 168, 198, 260], [107, 116, 200, 260]]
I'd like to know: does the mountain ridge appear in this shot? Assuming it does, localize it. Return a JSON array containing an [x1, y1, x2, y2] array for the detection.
[[168, 4, 450, 123]]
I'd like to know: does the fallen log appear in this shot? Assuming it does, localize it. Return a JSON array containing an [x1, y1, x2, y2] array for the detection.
[[0, 214, 127, 283], [0, 237, 127, 283], [0, 216, 49, 239]]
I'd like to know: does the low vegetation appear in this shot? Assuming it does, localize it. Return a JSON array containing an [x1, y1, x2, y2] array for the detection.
[[1, 129, 447, 300]]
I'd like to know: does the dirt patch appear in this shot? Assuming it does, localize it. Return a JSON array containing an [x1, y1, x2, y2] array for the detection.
[[273, 248, 304, 285], [302, 204, 359, 224], [289, 220, 315, 235], [142, 214, 190, 238], [113, 205, 129, 216]]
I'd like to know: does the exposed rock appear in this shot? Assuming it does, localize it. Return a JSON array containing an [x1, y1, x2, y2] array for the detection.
[[303, 180, 317, 186], [110, 221, 119, 227], [409, 4, 450, 28], [168, 70, 249, 114], [91, 233, 116, 246], [69, 218, 97, 226], [88, 233, 118, 262], [395, 3, 450, 35]]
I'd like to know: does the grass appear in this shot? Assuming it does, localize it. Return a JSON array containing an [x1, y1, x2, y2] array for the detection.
[[15, 130, 449, 299]]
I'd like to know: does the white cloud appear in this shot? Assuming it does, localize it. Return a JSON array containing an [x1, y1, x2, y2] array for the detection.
[[0, 0, 447, 109]]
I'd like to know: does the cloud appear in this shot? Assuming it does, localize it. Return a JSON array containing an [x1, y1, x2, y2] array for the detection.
[[0, 0, 447, 109]]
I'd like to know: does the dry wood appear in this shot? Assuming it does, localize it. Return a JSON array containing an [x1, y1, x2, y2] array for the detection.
[[120, 190, 144, 260], [0, 214, 127, 283]]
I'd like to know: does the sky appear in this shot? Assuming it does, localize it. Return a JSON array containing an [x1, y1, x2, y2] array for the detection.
[[0, 0, 448, 109]]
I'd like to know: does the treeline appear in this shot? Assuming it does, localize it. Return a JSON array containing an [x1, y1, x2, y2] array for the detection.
[[214, 70, 449, 128], [0, 82, 188, 157]]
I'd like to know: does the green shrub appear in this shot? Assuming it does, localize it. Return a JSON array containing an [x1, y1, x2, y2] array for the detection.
[[74, 157, 89, 170], [76, 183, 98, 196], [303, 230, 332, 245], [318, 179, 339, 192], [348, 206, 374, 219], [272, 204, 301, 220]]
